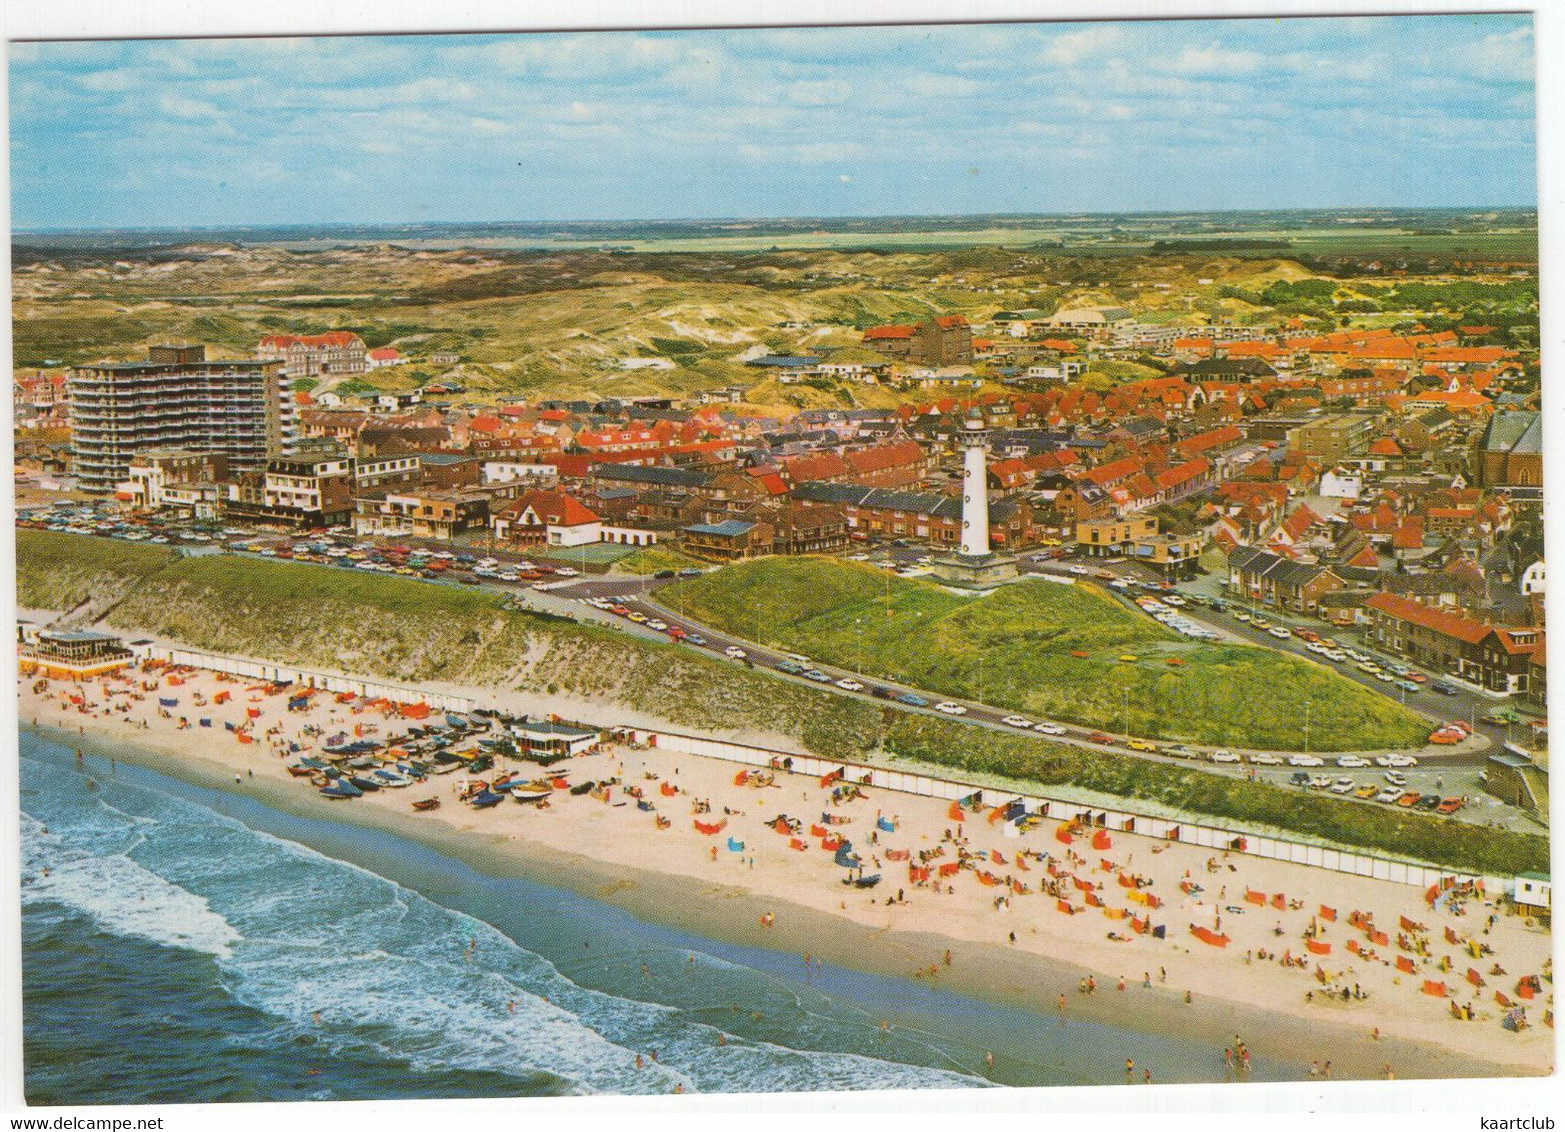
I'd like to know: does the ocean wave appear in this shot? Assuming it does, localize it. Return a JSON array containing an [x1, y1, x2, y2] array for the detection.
[[22, 816, 244, 961]]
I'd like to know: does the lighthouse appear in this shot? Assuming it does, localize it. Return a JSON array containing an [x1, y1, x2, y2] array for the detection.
[[959, 413, 992, 558], [930, 409, 1018, 589]]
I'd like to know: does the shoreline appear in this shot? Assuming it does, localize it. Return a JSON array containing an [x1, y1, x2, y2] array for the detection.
[[22, 674, 1550, 1085]]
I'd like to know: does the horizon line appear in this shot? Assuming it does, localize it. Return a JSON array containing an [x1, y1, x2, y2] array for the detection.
[[12, 203, 1541, 238]]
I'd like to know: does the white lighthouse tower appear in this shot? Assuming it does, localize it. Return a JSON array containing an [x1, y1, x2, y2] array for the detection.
[[959, 413, 993, 558], [931, 409, 1018, 588]]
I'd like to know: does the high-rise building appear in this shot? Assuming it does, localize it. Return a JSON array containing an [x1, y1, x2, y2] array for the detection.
[[68, 344, 288, 493]]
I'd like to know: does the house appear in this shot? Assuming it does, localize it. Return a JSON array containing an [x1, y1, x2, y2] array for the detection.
[[861, 316, 972, 365], [1511, 872, 1551, 919], [366, 347, 404, 369], [1363, 592, 1543, 694], [491, 490, 603, 547], [257, 331, 367, 378], [353, 488, 498, 540], [1227, 547, 1345, 615], [1043, 307, 1134, 340], [680, 519, 775, 562]]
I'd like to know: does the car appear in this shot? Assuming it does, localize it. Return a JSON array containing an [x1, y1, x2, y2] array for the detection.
[[1232, 611, 1252, 622], [1308, 775, 1333, 789], [686, 634, 709, 646], [1164, 745, 1198, 759], [1436, 797, 1464, 815], [1386, 754, 1418, 768], [1251, 618, 1273, 630], [725, 646, 747, 660], [776, 660, 805, 675], [1375, 671, 1395, 683], [935, 701, 968, 716], [1295, 629, 1320, 642], [677, 568, 703, 578], [1325, 650, 1348, 662], [1210, 750, 1241, 764], [645, 620, 669, 631], [653, 570, 677, 579], [1336, 756, 1369, 768], [1288, 771, 1311, 786], [1431, 683, 1459, 695], [1415, 795, 1442, 811], [1066, 564, 1090, 576], [1353, 784, 1379, 799], [1356, 661, 1380, 674], [1287, 754, 1324, 767], [665, 626, 687, 640], [1033, 721, 1066, 736], [1249, 753, 1284, 766], [1086, 732, 1116, 745], [1268, 627, 1291, 640], [803, 669, 832, 683], [1407, 672, 1427, 683], [1001, 715, 1033, 728], [898, 692, 931, 707], [1127, 739, 1159, 753], [1396, 680, 1421, 693], [1383, 770, 1408, 787], [1374, 788, 1402, 804], [836, 678, 865, 692], [626, 612, 647, 623], [1396, 791, 1421, 808]]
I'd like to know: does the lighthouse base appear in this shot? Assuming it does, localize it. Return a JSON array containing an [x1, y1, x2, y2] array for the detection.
[[928, 550, 1018, 590]]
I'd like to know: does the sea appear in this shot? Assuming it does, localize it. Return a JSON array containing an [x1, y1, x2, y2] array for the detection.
[[20, 728, 1295, 1103]]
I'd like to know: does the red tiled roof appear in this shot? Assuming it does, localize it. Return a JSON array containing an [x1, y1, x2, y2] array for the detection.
[[499, 489, 600, 527], [1363, 592, 1490, 644], [845, 440, 924, 475], [933, 315, 969, 329], [1083, 456, 1143, 487], [1155, 457, 1210, 492], [862, 325, 916, 340], [260, 331, 362, 349], [1368, 437, 1403, 457]]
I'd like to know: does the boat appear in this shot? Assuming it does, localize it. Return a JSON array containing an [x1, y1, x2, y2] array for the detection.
[[468, 791, 504, 809], [347, 775, 382, 792], [287, 764, 315, 778], [850, 874, 882, 889], [320, 784, 359, 800], [489, 772, 518, 793], [569, 781, 596, 796], [411, 797, 441, 812], [372, 769, 413, 787], [300, 757, 329, 771], [511, 787, 553, 804]]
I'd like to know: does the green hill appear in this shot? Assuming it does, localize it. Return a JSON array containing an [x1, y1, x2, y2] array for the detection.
[[15, 530, 1542, 874], [662, 557, 1430, 751]]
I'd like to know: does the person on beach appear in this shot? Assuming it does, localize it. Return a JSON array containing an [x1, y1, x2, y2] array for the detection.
[[984, 1051, 994, 1074]]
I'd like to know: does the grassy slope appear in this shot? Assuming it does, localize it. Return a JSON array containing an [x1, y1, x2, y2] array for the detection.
[[15, 531, 1541, 874], [662, 557, 1430, 751]]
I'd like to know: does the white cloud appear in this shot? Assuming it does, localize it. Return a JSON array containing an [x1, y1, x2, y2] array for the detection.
[[1158, 45, 1263, 77], [1043, 25, 1124, 66], [786, 79, 851, 106], [1467, 26, 1534, 82], [77, 68, 139, 93], [157, 93, 224, 120], [904, 73, 980, 99]]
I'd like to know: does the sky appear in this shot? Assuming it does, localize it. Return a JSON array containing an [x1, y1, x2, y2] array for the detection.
[[6, 13, 1538, 230]]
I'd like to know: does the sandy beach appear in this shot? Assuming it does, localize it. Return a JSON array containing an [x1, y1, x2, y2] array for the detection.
[[20, 657, 1554, 1084]]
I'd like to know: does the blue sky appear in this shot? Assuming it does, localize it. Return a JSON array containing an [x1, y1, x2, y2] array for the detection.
[[7, 13, 1537, 230]]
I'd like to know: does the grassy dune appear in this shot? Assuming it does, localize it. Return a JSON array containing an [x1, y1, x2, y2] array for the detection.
[[662, 557, 1431, 751], [15, 531, 1541, 873]]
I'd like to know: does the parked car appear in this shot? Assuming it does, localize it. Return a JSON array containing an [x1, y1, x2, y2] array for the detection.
[[1249, 753, 1283, 766], [935, 701, 967, 716], [1086, 732, 1115, 745], [1288, 771, 1311, 786], [835, 678, 865, 692], [1286, 755, 1324, 767], [1415, 795, 1442, 811], [1436, 797, 1464, 815], [1353, 784, 1379, 799], [1001, 715, 1033, 729], [1127, 739, 1159, 753], [1383, 770, 1409, 787], [898, 692, 931, 708], [776, 660, 805, 675], [1210, 750, 1241, 764], [1336, 756, 1369, 768], [1032, 721, 1066, 736], [1164, 745, 1198, 759], [803, 669, 832, 683], [725, 646, 747, 660], [1374, 788, 1402, 804], [1396, 791, 1422, 808], [1431, 683, 1459, 695]]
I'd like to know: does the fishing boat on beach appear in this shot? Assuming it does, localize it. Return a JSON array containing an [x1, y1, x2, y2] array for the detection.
[[347, 775, 382, 792], [510, 785, 553, 804], [411, 797, 441, 812], [320, 781, 361, 800], [468, 790, 503, 809]]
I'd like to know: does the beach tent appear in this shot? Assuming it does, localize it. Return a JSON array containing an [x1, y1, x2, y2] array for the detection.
[[789, 838, 807, 852], [1467, 968, 1486, 987], [1190, 925, 1229, 947], [694, 818, 727, 835], [1422, 980, 1448, 998], [1245, 890, 1266, 905], [1319, 905, 1336, 921], [1271, 893, 1286, 910], [1091, 829, 1113, 851], [1396, 955, 1415, 974], [948, 802, 966, 823], [661, 781, 679, 797], [1056, 900, 1076, 915], [1306, 939, 1331, 955], [1054, 826, 1074, 846], [734, 770, 749, 787]]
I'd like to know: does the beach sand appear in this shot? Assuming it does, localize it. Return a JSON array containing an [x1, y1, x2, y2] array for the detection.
[[21, 659, 1554, 1085]]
